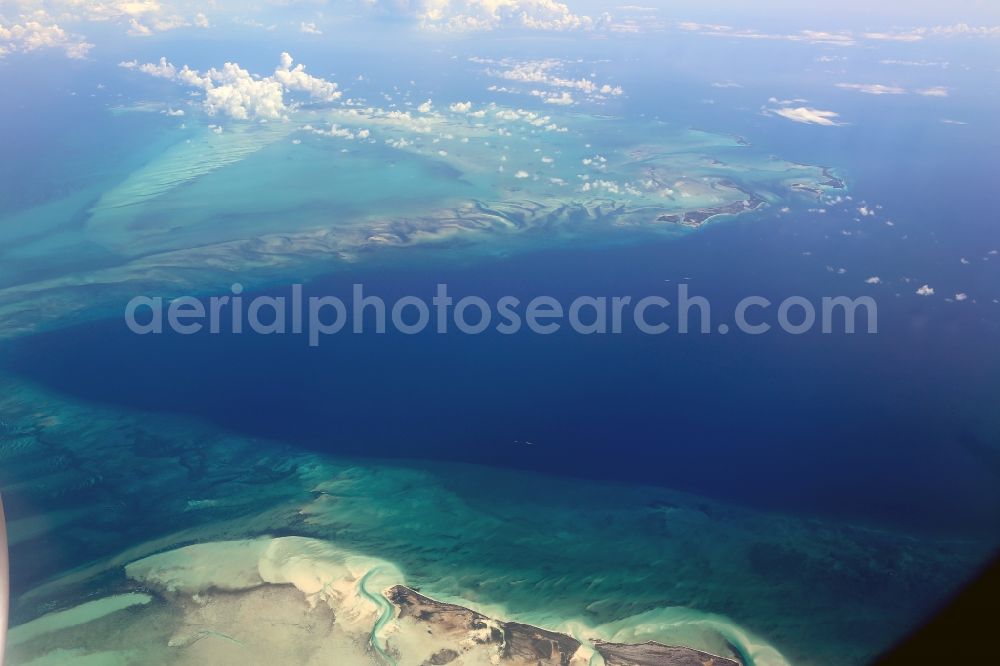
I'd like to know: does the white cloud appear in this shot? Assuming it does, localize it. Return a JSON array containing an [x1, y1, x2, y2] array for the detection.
[[867, 23, 1000, 42], [485, 59, 624, 100], [23, 1, 212, 36], [530, 90, 575, 105], [916, 284, 935, 296], [122, 6, 210, 36], [880, 59, 949, 68], [485, 58, 624, 106], [836, 83, 906, 95], [679, 22, 857, 46], [449, 101, 473, 113], [835, 83, 948, 97], [930, 23, 1000, 37], [865, 277, 882, 285], [64, 0, 166, 22], [580, 179, 641, 195], [514, 169, 530, 178], [123, 52, 341, 120], [862, 31, 924, 42], [273, 52, 341, 102], [203, 62, 285, 120], [299, 21, 322, 35], [544, 91, 574, 105], [955, 292, 969, 301], [120, 56, 176, 78], [916, 86, 949, 97], [313, 124, 365, 139], [680, 21, 1000, 47], [417, 99, 433, 113], [0, 19, 93, 59], [769, 106, 842, 126], [127, 18, 153, 36], [383, 0, 597, 32]]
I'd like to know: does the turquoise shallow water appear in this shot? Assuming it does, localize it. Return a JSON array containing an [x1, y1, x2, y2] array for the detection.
[[0, 374, 989, 666]]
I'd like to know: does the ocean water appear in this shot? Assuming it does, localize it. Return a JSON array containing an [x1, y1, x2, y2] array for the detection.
[[3, 189, 999, 662], [0, 374, 990, 666], [2, 15, 1000, 666], [5, 203, 999, 535]]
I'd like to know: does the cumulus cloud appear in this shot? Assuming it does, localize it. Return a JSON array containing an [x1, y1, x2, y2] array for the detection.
[[311, 123, 369, 140], [0, 18, 93, 59], [482, 58, 623, 105], [531, 90, 575, 105], [580, 178, 641, 196], [122, 52, 341, 120], [490, 59, 623, 96], [120, 56, 176, 78], [769, 106, 842, 126], [865, 277, 882, 285], [273, 52, 341, 102], [916, 284, 935, 296], [449, 101, 473, 113], [202, 63, 286, 120], [491, 107, 567, 132], [544, 91, 574, 105], [299, 21, 322, 35]]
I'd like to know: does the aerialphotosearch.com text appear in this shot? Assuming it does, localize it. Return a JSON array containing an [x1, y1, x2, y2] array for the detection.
[[125, 283, 878, 346]]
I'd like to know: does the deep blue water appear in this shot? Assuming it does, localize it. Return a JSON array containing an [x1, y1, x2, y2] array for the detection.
[[4, 207, 999, 537]]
